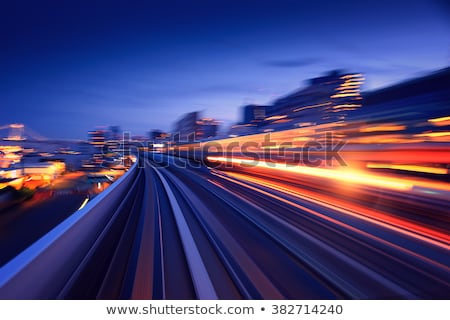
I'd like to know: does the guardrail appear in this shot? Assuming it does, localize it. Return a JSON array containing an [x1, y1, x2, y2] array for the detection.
[[0, 163, 139, 299]]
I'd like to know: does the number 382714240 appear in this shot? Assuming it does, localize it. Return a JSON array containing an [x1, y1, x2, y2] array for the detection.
[[271, 304, 343, 315]]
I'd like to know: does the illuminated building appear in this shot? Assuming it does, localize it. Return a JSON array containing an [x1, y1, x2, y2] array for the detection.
[[346, 66, 450, 138], [149, 130, 170, 141], [243, 104, 269, 124], [173, 111, 220, 141], [88, 128, 106, 153], [196, 118, 220, 139], [0, 146, 22, 168], [268, 70, 364, 127]]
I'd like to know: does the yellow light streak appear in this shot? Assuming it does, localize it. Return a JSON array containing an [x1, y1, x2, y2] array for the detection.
[[367, 163, 448, 175], [428, 116, 450, 123], [265, 115, 287, 121], [360, 125, 406, 132], [331, 93, 360, 98], [416, 131, 450, 138]]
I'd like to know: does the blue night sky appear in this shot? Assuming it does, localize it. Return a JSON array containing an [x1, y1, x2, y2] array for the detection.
[[1, 0, 449, 139]]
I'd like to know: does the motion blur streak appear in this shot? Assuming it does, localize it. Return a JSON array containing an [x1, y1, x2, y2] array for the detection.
[[207, 171, 450, 280], [212, 170, 450, 248], [207, 156, 414, 191], [428, 116, 450, 126]]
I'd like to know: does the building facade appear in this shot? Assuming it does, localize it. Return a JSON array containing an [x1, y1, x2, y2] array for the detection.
[[268, 70, 364, 127], [173, 112, 220, 141], [243, 104, 269, 124]]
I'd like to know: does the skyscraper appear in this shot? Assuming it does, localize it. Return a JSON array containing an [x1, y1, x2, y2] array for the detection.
[[269, 70, 364, 125], [173, 111, 220, 141]]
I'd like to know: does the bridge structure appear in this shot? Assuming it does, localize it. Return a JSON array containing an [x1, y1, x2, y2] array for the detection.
[[0, 123, 47, 141]]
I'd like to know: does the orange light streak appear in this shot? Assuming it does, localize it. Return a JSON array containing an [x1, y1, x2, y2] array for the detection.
[[209, 171, 450, 266], [207, 156, 414, 191], [219, 171, 450, 246]]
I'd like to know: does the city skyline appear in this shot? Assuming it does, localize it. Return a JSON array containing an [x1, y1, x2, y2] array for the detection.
[[1, 0, 449, 139]]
